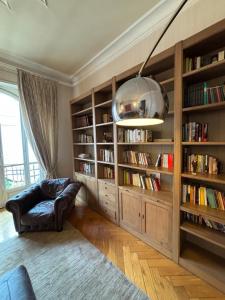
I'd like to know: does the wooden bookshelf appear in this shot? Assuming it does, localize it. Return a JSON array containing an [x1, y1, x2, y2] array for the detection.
[[70, 19, 225, 293]]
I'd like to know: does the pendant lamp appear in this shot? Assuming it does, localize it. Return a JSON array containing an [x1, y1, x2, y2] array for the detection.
[[112, 0, 188, 126]]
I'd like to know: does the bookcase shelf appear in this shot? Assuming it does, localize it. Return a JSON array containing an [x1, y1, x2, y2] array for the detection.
[[97, 160, 115, 166], [74, 157, 95, 163], [95, 99, 112, 108], [73, 143, 94, 145], [183, 59, 225, 82], [179, 242, 225, 294], [118, 142, 174, 146], [181, 172, 225, 184], [72, 107, 92, 116], [183, 102, 225, 113], [182, 142, 225, 146], [119, 185, 173, 207], [97, 142, 114, 145], [96, 121, 114, 127], [180, 222, 225, 250], [118, 163, 173, 175], [73, 125, 93, 131], [180, 203, 225, 225]]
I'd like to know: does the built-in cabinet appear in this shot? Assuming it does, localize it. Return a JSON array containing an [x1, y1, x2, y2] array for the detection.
[[119, 187, 172, 257]]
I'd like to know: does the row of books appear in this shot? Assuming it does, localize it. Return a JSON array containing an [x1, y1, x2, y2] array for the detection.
[[182, 122, 208, 142], [184, 50, 224, 72], [182, 184, 225, 210], [79, 162, 94, 175], [155, 153, 173, 169], [118, 128, 152, 143], [99, 149, 114, 163], [183, 212, 225, 233], [123, 170, 160, 191], [76, 115, 93, 127], [183, 149, 219, 174], [77, 134, 93, 143], [184, 82, 225, 107], [103, 167, 114, 179], [123, 151, 151, 167], [102, 113, 112, 123]]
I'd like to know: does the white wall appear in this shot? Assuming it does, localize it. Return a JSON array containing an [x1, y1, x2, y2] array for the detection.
[[73, 0, 225, 96], [0, 67, 73, 178]]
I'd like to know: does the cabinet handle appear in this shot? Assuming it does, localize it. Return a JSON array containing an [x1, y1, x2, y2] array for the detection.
[[138, 212, 141, 217], [104, 194, 108, 197], [142, 214, 145, 219]]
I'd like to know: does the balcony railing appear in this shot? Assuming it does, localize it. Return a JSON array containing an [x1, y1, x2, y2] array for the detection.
[[4, 162, 43, 190]]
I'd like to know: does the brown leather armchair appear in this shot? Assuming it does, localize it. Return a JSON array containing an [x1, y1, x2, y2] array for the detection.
[[6, 178, 82, 233]]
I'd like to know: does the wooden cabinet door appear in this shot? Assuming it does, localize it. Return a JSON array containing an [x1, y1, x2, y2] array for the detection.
[[86, 177, 98, 209], [142, 198, 172, 252], [119, 190, 142, 233], [74, 173, 87, 203]]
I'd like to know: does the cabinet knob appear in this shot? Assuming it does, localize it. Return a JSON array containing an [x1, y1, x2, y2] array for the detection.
[[142, 214, 145, 219], [138, 212, 141, 217]]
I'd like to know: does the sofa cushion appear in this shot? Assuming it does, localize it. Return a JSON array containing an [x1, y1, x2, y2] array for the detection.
[[0, 265, 36, 300], [21, 200, 55, 226], [40, 178, 70, 199]]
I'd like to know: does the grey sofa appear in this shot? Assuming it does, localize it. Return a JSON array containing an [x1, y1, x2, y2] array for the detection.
[[6, 178, 82, 233], [0, 265, 36, 300]]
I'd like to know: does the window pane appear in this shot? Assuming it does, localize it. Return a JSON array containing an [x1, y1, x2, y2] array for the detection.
[[0, 92, 25, 189], [0, 93, 24, 165], [28, 142, 38, 163]]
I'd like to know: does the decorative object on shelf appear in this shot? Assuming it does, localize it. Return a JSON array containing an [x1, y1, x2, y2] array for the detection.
[[78, 153, 90, 159], [183, 148, 219, 174], [102, 113, 112, 123], [112, 0, 187, 126]]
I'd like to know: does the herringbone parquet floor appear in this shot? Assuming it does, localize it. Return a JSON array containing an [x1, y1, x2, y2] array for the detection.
[[69, 204, 225, 300], [1, 205, 225, 300]]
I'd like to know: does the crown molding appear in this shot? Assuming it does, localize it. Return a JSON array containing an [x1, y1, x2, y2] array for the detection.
[[0, 50, 73, 86], [71, 0, 185, 86]]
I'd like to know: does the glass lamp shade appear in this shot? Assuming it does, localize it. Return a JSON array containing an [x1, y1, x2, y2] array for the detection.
[[112, 76, 168, 126]]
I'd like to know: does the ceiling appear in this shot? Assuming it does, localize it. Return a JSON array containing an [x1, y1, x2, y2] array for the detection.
[[0, 0, 160, 76]]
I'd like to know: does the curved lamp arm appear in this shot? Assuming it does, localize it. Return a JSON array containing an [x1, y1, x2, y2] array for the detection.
[[138, 0, 188, 77]]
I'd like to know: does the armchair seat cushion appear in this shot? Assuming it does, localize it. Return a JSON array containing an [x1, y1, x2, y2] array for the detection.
[[21, 200, 55, 226]]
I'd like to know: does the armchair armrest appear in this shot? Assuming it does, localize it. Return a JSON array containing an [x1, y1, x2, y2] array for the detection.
[[6, 185, 42, 233], [54, 182, 82, 229]]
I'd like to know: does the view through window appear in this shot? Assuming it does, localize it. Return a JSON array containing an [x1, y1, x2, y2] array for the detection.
[[0, 88, 43, 191]]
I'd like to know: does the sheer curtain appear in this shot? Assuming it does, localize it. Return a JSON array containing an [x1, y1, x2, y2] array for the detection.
[[0, 127, 7, 208], [17, 69, 58, 179]]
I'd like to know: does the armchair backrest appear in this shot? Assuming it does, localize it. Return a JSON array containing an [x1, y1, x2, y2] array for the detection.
[[40, 178, 71, 199]]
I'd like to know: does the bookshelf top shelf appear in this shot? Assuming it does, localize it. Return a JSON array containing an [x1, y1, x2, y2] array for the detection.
[[180, 203, 225, 225], [180, 222, 225, 250], [181, 172, 225, 184], [183, 59, 225, 83], [119, 185, 173, 207], [118, 163, 173, 175], [183, 102, 225, 113], [72, 107, 92, 116]]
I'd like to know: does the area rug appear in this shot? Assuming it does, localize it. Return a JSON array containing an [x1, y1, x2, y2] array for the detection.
[[0, 222, 149, 300]]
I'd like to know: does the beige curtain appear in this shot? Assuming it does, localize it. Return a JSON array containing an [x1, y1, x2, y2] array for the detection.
[[17, 69, 58, 179]]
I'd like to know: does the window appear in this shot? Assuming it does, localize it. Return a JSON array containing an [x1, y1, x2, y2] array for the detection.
[[0, 86, 44, 191]]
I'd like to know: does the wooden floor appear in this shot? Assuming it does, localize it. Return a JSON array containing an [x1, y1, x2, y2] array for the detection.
[[1, 205, 225, 300]]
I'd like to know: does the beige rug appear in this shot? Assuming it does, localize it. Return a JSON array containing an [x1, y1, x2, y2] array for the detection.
[[0, 222, 149, 300]]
